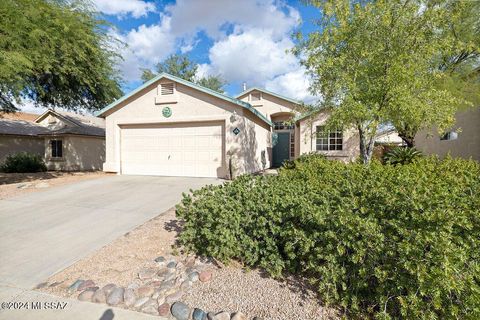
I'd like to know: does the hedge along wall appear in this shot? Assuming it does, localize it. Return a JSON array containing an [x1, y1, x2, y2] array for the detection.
[[176, 156, 480, 319]]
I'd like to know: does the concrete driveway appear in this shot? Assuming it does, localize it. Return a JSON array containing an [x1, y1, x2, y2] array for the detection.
[[0, 175, 219, 290]]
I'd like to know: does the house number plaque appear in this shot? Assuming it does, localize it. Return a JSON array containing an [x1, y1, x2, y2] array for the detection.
[[162, 107, 172, 118]]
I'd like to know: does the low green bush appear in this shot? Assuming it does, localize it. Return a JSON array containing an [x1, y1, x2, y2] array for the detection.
[[383, 147, 423, 165], [0, 152, 47, 173], [176, 156, 480, 319]]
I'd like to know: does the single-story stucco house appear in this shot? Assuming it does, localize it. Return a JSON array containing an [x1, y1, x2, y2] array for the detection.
[[0, 109, 105, 170], [415, 106, 480, 161], [95, 73, 360, 178]]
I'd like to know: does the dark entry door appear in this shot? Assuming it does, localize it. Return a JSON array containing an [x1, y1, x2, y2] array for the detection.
[[272, 132, 290, 167]]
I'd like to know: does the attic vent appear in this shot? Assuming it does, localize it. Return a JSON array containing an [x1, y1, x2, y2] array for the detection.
[[251, 92, 261, 101], [160, 83, 174, 95]]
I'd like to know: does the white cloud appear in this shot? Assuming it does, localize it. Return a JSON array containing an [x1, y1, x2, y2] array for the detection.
[[113, 17, 176, 80], [206, 29, 298, 85], [165, 0, 300, 40], [93, 0, 156, 18], [265, 67, 317, 103]]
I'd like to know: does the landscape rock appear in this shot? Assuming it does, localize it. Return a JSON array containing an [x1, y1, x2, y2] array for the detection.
[[207, 312, 216, 320], [134, 297, 150, 309], [107, 287, 124, 306], [137, 285, 155, 298], [101, 283, 117, 296], [171, 301, 190, 320], [180, 280, 192, 290], [213, 311, 231, 320], [165, 290, 183, 304], [49, 281, 63, 287], [193, 308, 207, 320], [67, 280, 84, 293], [141, 299, 159, 315], [127, 282, 141, 290], [231, 312, 247, 320], [78, 280, 95, 291], [185, 256, 196, 268], [159, 279, 175, 291], [167, 261, 177, 269], [138, 268, 157, 280], [92, 289, 106, 303], [188, 272, 199, 282], [124, 288, 137, 307], [155, 256, 166, 264], [199, 270, 213, 282], [78, 290, 95, 302], [158, 302, 171, 317]]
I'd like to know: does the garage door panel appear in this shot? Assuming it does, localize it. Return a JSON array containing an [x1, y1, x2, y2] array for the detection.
[[120, 123, 223, 177]]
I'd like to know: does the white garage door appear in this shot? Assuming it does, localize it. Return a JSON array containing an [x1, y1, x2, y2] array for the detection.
[[120, 123, 223, 177]]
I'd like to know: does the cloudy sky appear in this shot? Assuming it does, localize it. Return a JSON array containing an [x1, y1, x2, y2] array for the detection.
[[99, 0, 319, 102]]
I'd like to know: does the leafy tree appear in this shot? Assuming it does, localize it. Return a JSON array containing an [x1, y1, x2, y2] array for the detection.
[[295, 0, 474, 162], [196, 75, 226, 93], [0, 0, 122, 113], [141, 54, 226, 93], [393, 0, 480, 147]]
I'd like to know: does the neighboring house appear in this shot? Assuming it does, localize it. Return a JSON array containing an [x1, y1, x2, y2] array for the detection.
[[96, 73, 360, 178], [415, 106, 480, 161], [375, 129, 404, 146], [0, 109, 105, 170]]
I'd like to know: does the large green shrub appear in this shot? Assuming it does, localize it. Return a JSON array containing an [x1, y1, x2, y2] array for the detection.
[[177, 156, 480, 319], [1, 152, 47, 173], [383, 147, 423, 165]]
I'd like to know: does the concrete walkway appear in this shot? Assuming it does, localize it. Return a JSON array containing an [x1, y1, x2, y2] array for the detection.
[[0, 175, 219, 290]]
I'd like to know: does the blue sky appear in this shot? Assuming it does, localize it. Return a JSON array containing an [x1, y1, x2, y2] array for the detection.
[[93, 0, 320, 102]]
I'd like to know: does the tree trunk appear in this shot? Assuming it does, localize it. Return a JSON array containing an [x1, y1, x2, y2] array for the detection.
[[358, 125, 376, 164], [397, 131, 415, 148]]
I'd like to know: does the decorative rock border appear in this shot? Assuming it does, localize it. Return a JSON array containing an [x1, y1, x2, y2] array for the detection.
[[51, 255, 262, 319]]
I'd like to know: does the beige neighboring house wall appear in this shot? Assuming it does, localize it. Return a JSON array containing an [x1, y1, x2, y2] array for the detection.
[[297, 110, 360, 162], [0, 135, 44, 163], [43, 135, 105, 171], [415, 107, 480, 161], [100, 76, 272, 178]]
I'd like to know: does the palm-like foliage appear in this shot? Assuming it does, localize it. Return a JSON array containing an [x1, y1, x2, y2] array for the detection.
[[383, 147, 423, 165]]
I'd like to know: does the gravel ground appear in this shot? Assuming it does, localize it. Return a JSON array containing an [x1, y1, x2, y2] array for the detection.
[[0, 171, 108, 199], [39, 207, 339, 319]]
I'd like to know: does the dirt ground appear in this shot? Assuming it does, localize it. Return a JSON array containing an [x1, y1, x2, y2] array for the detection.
[[0, 171, 109, 199], [39, 208, 339, 319]]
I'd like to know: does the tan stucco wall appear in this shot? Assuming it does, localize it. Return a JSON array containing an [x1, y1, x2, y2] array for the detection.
[[37, 114, 69, 129], [415, 107, 480, 161], [44, 135, 105, 171], [103, 79, 272, 178], [297, 111, 360, 162], [238, 90, 300, 120], [0, 135, 44, 164]]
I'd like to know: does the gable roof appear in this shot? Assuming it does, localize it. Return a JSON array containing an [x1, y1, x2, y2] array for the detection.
[[235, 87, 302, 105], [95, 73, 272, 126], [0, 119, 50, 136], [34, 109, 105, 137]]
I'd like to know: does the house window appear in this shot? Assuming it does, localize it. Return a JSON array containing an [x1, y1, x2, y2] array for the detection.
[[440, 131, 458, 141], [251, 92, 262, 101], [273, 121, 294, 130], [160, 83, 174, 95], [51, 140, 63, 158], [316, 126, 343, 151]]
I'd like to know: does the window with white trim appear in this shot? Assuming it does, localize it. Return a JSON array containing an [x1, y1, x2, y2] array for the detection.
[[50, 140, 63, 158], [160, 82, 174, 95], [316, 126, 343, 151]]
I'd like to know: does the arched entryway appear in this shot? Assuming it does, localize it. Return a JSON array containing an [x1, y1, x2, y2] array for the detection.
[[271, 112, 295, 167]]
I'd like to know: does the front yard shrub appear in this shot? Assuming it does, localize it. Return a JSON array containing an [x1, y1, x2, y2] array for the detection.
[[0, 152, 47, 173], [383, 146, 423, 165], [176, 156, 480, 319]]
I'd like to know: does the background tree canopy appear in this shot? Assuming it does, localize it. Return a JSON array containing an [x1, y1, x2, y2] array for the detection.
[[295, 0, 480, 162], [0, 0, 122, 113], [141, 54, 227, 93]]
